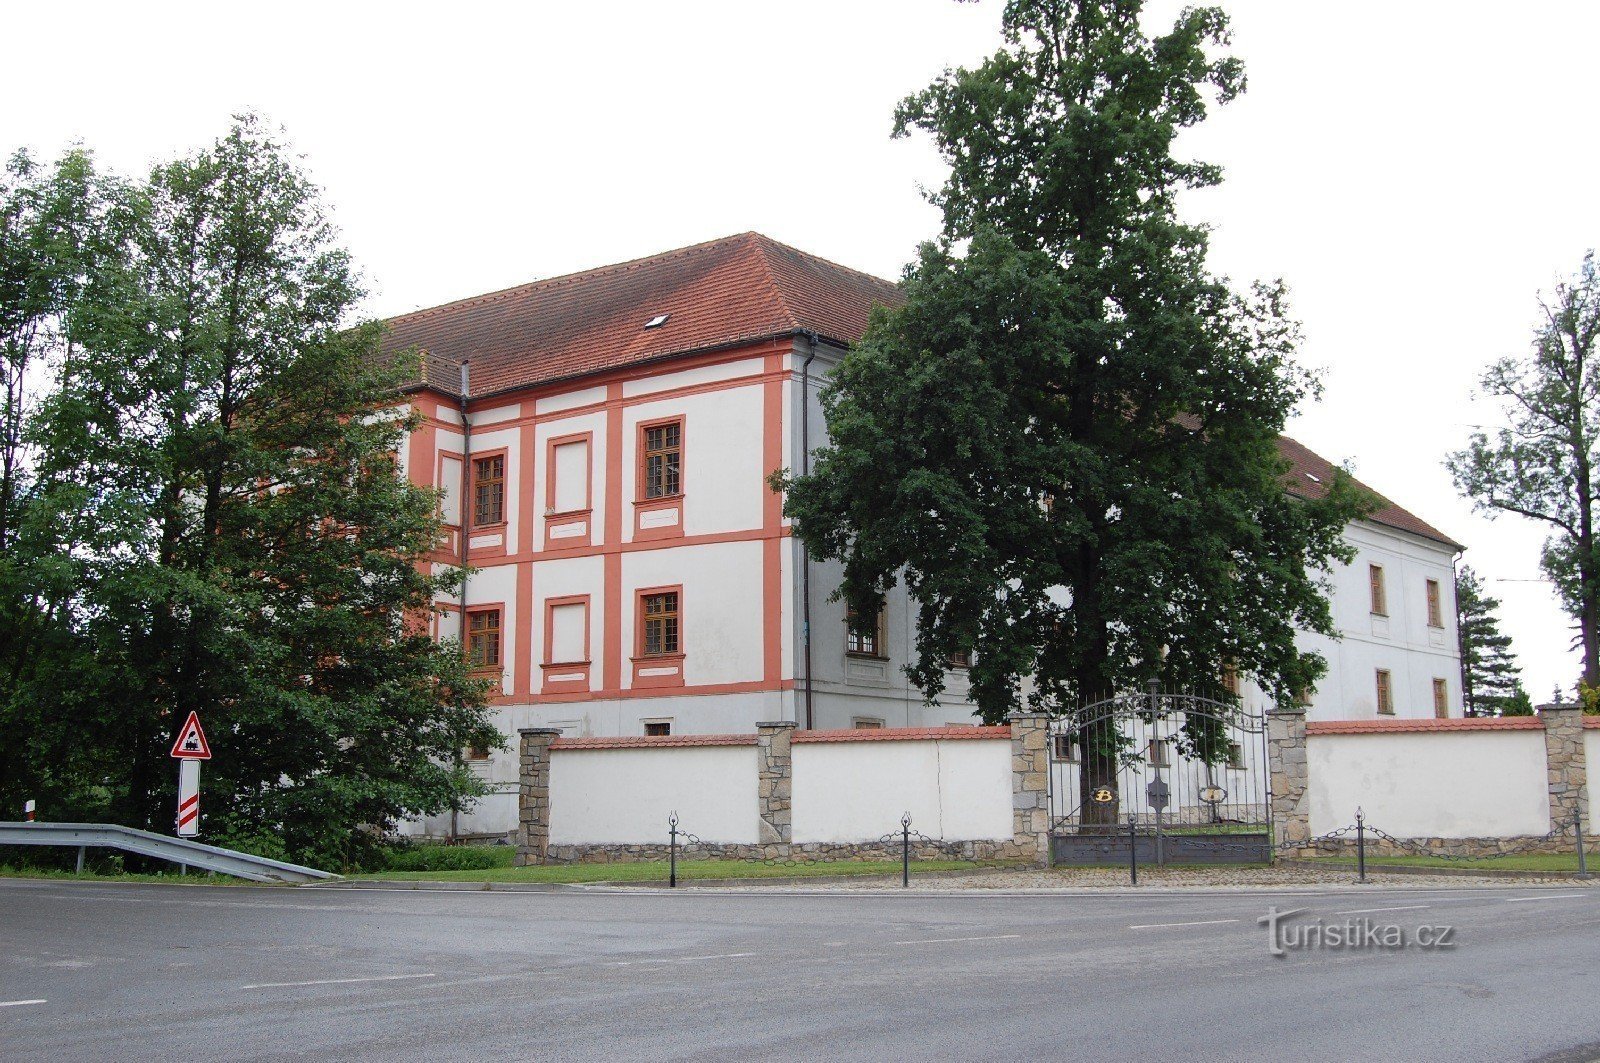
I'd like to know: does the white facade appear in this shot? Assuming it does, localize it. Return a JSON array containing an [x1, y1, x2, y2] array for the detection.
[[397, 302, 1461, 839]]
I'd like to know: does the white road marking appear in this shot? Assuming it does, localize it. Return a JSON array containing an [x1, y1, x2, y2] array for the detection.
[[891, 934, 1023, 945], [1503, 894, 1588, 903], [1127, 919, 1240, 930], [1336, 905, 1432, 915], [605, 952, 758, 967], [241, 973, 437, 990], [0, 999, 46, 1008]]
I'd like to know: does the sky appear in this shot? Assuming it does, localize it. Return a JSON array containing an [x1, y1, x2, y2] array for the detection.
[[4, 0, 1594, 701]]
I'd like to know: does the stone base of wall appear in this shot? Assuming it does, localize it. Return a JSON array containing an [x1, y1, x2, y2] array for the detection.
[[529, 838, 1033, 866], [1300, 834, 1581, 860]]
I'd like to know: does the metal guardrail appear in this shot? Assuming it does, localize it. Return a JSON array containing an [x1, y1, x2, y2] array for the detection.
[[0, 822, 339, 883]]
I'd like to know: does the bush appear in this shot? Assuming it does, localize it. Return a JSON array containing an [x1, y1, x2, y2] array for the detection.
[[382, 842, 512, 872]]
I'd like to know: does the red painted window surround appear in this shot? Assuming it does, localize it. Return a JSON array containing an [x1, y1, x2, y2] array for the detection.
[[634, 415, 685, 542], [541, 594, 591, 695], [631, 584, 685, 690], [544, 431, 594, 549]]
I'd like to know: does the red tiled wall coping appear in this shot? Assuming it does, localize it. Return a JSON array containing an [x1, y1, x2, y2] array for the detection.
[[550, 725, 1011, 751], [552, 734, 757, 750], [1309, 717, 1545, 735], [791, 725, 1011, 744]]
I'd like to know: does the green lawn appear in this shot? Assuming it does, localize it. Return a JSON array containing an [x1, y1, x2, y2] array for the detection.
[[365, 858, 992, 884], [1347, 852, 1598, 874]]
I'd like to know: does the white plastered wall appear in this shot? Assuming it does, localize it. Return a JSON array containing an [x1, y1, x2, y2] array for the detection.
[[1307, 730, 1549, 837], [791, 739, 1011, 843], [548, 746, 760, 844]]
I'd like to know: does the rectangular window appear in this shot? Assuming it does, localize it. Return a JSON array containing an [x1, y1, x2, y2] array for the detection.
[[642, 420, 682, 499], [1433, 678, 1449, 718], [852, 717, 885, 730], [467, 744, 490, 761], [550, 436, 590, 514], [1376, 669, 1394, 715], [467, 609, 502, 670], [1426, 579, 1443, 628], [1147, 739, 1169, 768], [845, 606, 883, 658], [643, 720, 671, 737], [1296, 686, 1314, 708], [1053, 735, 1078, 762], [547, 600, 588, 664], [1369, 564, 1387, 616], [439, 454, 463, 525], [948, 649, 972, 669], [641, 591, 680, 657], [1221, 665, 1240, 697], [1226, 741, 1245, 771], [473, 454, 505, 526]]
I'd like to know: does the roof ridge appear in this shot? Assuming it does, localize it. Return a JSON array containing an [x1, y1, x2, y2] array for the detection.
[[382, 232, 772, 326], [747, 232, 901, 293], [747, 234, 803, 332]]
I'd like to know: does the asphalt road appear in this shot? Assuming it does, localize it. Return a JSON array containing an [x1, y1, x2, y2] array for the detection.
[[2, 879, 1598, 1062]]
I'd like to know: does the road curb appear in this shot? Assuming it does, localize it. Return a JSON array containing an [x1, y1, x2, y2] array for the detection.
[[1282, 859, 1593, 882]]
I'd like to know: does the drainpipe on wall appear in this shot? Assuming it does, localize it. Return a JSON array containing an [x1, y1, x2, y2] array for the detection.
[[799, 332, 819, 731], [453, 360, 472, 843]]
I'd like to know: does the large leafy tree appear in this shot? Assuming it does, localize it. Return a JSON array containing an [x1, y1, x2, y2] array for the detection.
[[781, 0, 1367, 817], [0, 147, 126, 823], [15, 117, 498, 867], [1450, 254, 1600, 689], [1455, 566, 1525, 716]]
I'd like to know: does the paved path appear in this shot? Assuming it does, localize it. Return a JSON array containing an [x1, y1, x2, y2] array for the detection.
[[2, 878, 1598, 1061]]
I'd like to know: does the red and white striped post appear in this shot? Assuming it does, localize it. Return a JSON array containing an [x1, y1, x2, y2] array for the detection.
[[176, 760, 201, 837], [23, 799, 35, 822]]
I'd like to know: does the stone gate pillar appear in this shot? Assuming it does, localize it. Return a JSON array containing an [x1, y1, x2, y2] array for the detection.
[[1537, 703, 1589, 831], [516, 727, 562, 866], [1267, 707, 1309, 855], [756, 721, 796, 858], [1009, 713, 1051, 867]]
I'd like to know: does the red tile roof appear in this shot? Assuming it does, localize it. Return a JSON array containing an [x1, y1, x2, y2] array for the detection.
[[383, 232, 902, 399], [386, 232, 1458, 550], [1308, 717, 1544, 735], [1279, 434, 1462, 550]]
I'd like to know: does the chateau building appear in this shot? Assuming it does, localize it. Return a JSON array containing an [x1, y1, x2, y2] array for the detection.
[[385, 233, 1464, 836]]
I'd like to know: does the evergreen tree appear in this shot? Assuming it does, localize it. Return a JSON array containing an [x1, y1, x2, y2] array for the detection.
[[1455, 566, 1523, 716], [13, 117, 498, 867], [779, 0, 1368, 822]]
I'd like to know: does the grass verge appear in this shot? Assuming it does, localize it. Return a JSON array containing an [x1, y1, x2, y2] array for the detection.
[[364, 858, 993, 884], [0, 865, 244, 884], [1348, 853, 1597, 873]]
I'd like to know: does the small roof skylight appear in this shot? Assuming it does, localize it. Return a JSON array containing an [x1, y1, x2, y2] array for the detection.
[[1305, 472, 1322, 484], [645, 313, 670, 329]]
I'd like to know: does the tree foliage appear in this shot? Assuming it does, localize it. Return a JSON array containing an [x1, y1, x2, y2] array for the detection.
[[1450, 253, 1600, 689], [0, 118, 498, 868], [1455, 565, 1525, 716], [781, 0, 1370, 725]]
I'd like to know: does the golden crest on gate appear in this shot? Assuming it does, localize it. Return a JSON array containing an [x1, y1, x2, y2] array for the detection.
[[1091, 786, 1115, 804]]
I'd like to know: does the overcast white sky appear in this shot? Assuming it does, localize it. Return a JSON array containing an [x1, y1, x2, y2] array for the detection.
[[5, 1, 1593, 702]]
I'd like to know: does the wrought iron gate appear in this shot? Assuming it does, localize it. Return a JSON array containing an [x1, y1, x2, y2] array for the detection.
[[1046, 682, 1272, 866]]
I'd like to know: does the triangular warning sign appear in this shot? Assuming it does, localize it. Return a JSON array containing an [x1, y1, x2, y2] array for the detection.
[[169, 711, 212, 760]]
